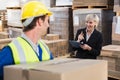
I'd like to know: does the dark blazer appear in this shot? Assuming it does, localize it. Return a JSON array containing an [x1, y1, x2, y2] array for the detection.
[[74, 28, 103, 59]]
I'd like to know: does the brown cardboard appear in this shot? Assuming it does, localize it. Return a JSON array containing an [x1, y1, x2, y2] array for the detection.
[[0, 32, 9, 39], [101, 45, 120, 57], [43, 39, 68, 57], [98, 45, 120, 79], [0, 38, 13, 49], [4, 58, 107, 80]]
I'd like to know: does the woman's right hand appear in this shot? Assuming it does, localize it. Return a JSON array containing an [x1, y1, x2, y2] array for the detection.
[[77, 31, 84, 42]]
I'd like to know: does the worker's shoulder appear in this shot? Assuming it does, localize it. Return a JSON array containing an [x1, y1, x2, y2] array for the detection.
[[0, 46, 12, 54]]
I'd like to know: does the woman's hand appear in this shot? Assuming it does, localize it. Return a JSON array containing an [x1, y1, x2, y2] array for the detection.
[[77, 32, 84, 42], [80, 44, 92, 51]]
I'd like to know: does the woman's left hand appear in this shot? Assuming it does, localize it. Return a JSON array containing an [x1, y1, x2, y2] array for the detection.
[[80, 44, 92, 51]]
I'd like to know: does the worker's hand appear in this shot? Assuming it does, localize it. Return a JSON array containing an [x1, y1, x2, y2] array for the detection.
[[77, 32, 84, 42], [80, 44, 92, 51]]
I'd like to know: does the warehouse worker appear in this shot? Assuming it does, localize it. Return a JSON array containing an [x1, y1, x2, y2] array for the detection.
[[71, 14, 103, 59], [0, 1, 53, 80]]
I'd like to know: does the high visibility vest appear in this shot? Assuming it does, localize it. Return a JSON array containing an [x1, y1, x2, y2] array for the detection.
[[8, 37, 51, 64]]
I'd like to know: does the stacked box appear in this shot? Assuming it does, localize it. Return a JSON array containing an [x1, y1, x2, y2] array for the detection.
[[42, 34, 68, 57], [0, 32, 9, 39], [56, 0, 73, 6], [0, 10, 7, 21], [39, 0, 56, 8], [56, 0, 113, 9], [7, 7, 23, 27], [8, 27, 22, 38], [73, 0, 106, 6], [73, 0, 113, 9], [0, 38, 13, 49], [112, 16, 120, 45], [49, 7, 73, 40], [20, 0, 56, 8], [44, 34, 60, 40], [3, 28, 8, 32], [0, 0, 20, 10], [0, 20, 7, 32], [73, 9, 115, 46], [0, 20, 3, 31], [97, 45, 120, 79], [2, 20, 7, 28], [114, 0, 120, 12], [108, 70, 120, 79], [44, 39, 68, 57]]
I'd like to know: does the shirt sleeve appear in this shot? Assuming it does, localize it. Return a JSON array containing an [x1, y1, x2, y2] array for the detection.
[[0, 46, 14, 80]]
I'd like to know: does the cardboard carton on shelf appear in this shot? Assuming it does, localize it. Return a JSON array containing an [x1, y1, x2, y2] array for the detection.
[[97, 44, 120, 79]]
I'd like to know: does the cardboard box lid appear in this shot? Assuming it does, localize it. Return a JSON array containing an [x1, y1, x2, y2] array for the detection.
[[30, 58, 105, 73]]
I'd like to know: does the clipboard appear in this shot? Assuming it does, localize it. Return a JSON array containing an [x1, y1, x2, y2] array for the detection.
[[69, 40, 80, 48]]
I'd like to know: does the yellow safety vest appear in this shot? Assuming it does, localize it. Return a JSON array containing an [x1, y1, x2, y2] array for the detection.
[[8, 37, 51, 64]]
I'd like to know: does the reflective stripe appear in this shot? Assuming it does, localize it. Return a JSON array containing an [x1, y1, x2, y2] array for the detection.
[[8, 41, 20, 64], [12, 39, 26, 64], [22, 17, 34, 27]]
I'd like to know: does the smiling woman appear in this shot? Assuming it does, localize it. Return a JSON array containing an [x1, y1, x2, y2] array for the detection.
[[85, 14, 99, 28], [70, 14, 103, 59]]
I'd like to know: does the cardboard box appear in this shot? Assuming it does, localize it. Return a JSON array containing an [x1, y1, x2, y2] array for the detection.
[[56, 0, 73, 6], [4, 58, 107, 80], [44, 39, 68, 57], [100, 45, 120, 57], [114, 0, 120, 12], [0, 32, 9, 39], [20, 0, 55, 8], [49, 7, 73, 40], [0, 38, 13, 49], [42, 34, 60, 40], [7, 8, 23, 27], [97, 45, 120, 79]]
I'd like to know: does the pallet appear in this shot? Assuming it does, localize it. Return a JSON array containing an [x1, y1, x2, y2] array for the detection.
[[0, 38, 13, 49], [55, 5, 72, 7], [8, 25, 24, 29], [7, 7, 21, 9], [72, 5, 109, 9], [0, 10, 7, 20], [108, 70, 120, 80]]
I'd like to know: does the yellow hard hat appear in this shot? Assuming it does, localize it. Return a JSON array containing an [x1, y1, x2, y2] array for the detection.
[[21, 1, 52, 20]]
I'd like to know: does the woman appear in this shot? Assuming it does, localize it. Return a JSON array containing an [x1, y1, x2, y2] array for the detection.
[[74, 14, 103, 59]]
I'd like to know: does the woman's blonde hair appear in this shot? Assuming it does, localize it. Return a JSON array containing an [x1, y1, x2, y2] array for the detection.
[[85, 14, 99, 27]]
